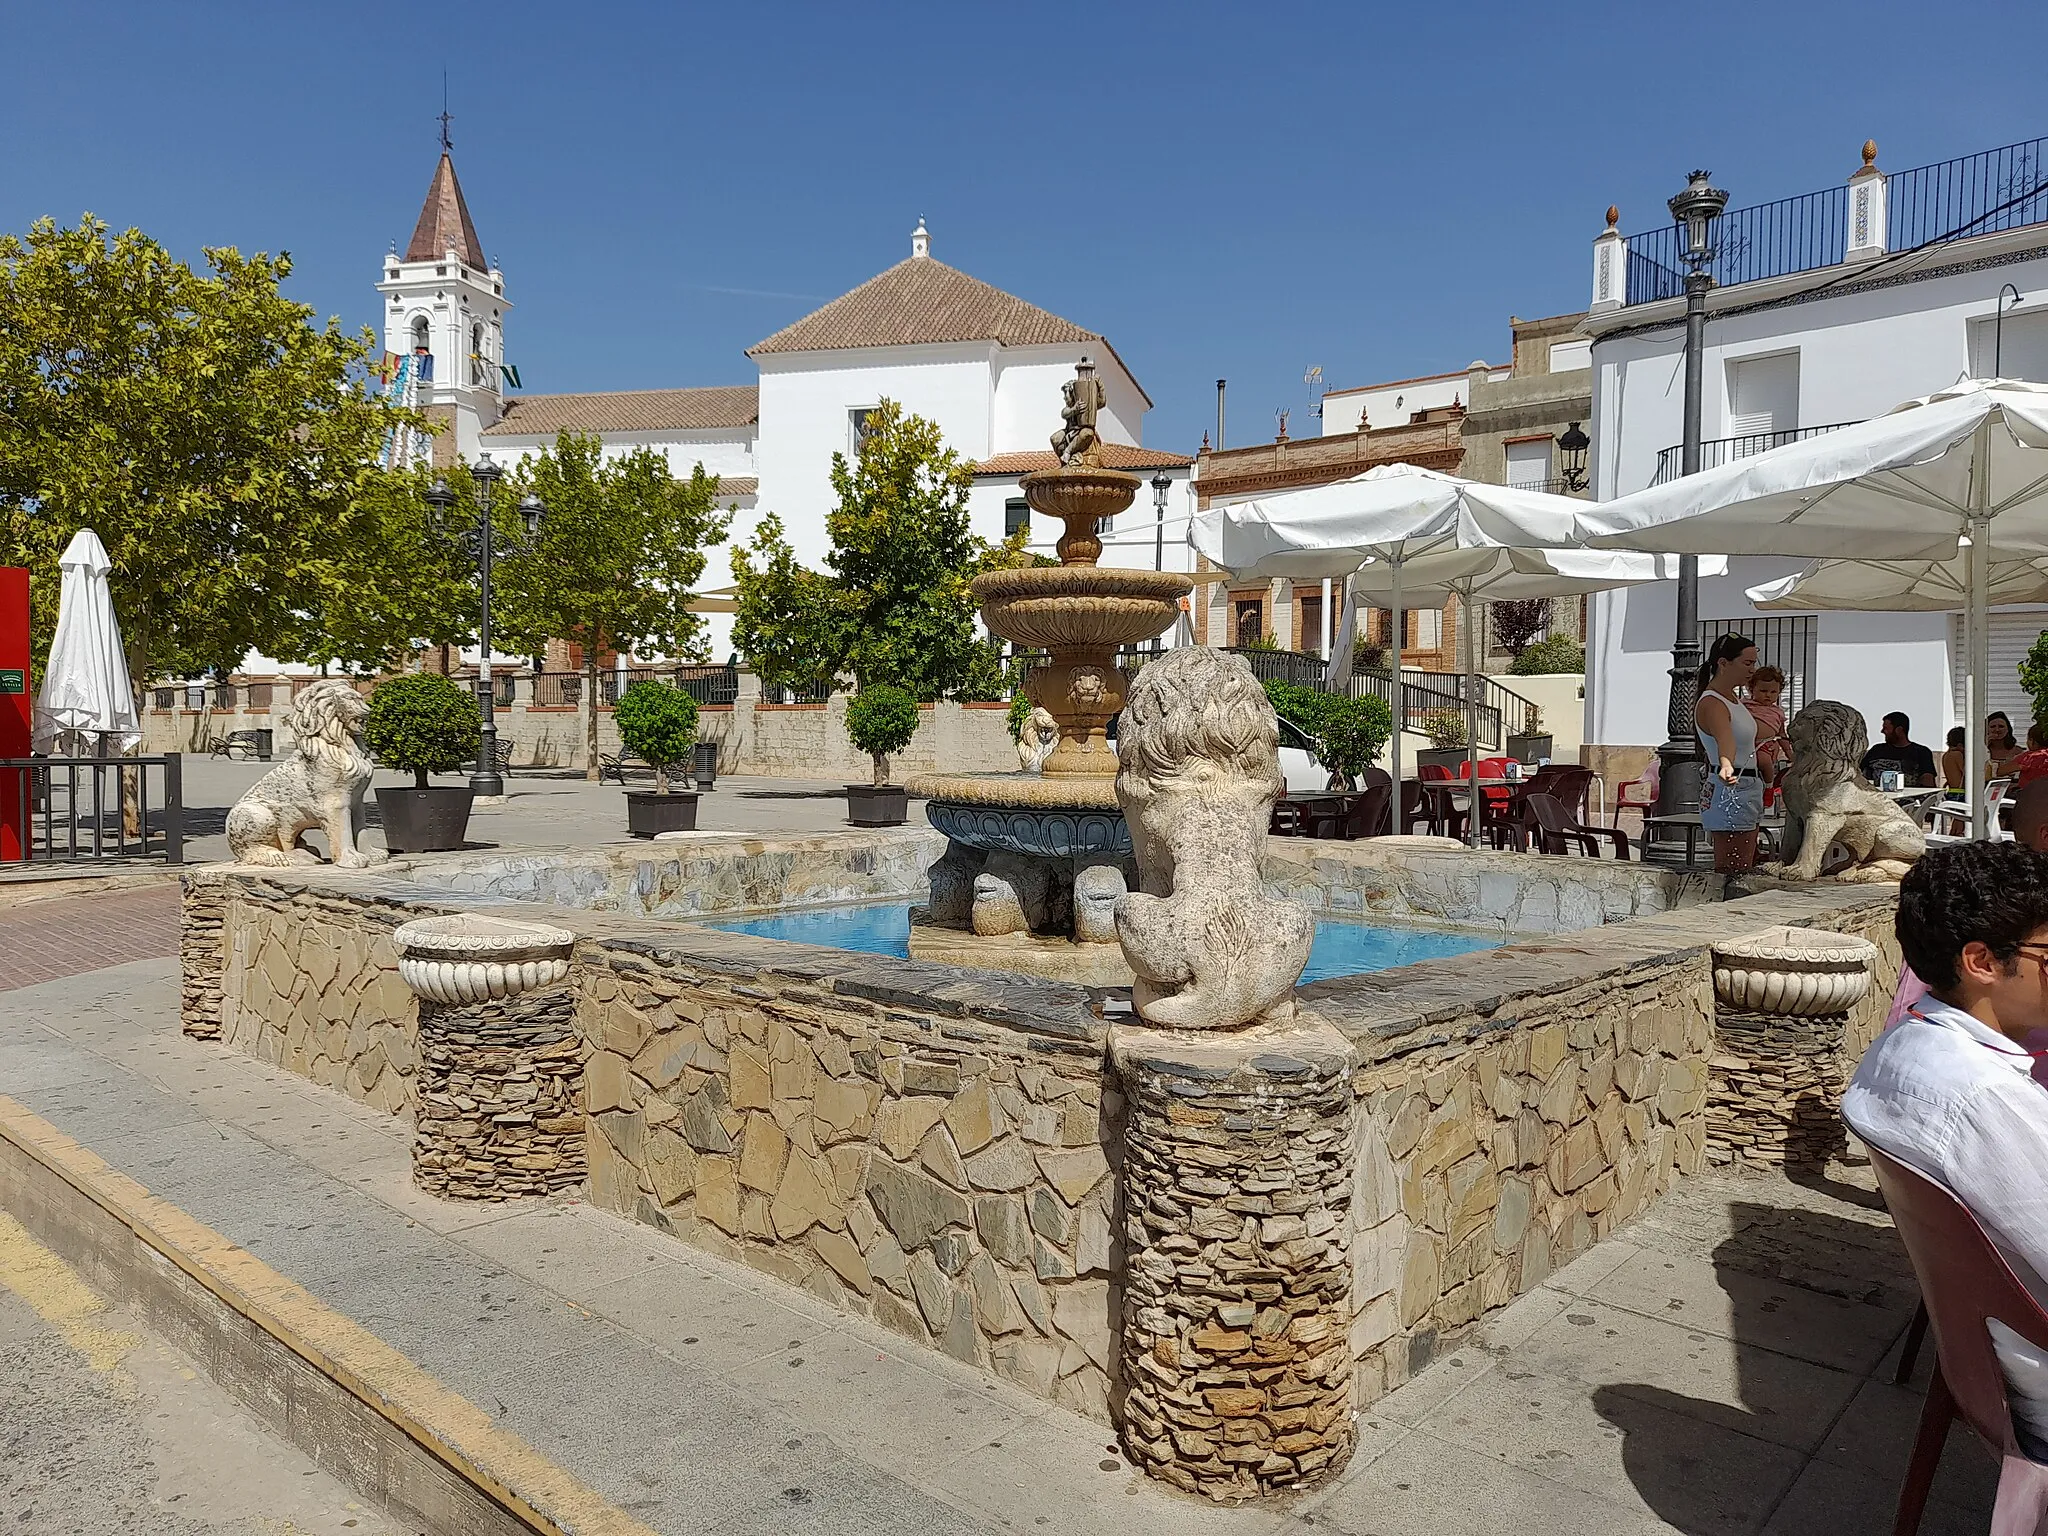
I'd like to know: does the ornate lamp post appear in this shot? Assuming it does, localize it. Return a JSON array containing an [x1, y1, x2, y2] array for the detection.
[[425, 454, 543, 798], [1150, 469, 1173, 651], [1557, 421, 1591, 494], [1652, 169, 1730, 824]]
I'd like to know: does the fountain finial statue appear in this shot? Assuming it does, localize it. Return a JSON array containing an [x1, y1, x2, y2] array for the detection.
[[1051, 356, 1106, 468], [1113, 648, 1315, 1030]]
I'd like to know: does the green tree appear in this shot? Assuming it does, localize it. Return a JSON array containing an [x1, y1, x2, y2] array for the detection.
[[732, 399, 1014, 700], [845, 685, 921, 785], [362, 672, 480, 788], [0, 216, 413, 695], [612, 680, 699, 795], [495, 432, 732, 778], [278, 461, 485, 676]]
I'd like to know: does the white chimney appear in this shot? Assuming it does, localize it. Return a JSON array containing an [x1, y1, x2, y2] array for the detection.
[[911, 217, 930, 259]]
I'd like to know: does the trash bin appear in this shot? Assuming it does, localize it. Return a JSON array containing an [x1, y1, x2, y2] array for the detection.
[[254, 728, 274, 761], [692, 740, 719, 791]]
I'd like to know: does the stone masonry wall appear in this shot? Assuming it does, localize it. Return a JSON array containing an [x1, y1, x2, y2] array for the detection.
[[179, 870, 229, 1041], [211, 882, 421, 1116], [575, 935, 1124, 1421]]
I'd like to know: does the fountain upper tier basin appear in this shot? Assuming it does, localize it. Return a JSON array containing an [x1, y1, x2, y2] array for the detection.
[[971, 565, 1193, 651]]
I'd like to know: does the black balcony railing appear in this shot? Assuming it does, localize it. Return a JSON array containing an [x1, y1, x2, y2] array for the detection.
[[1, 755, 184, 864], [1649, 421, 1859, 486], [1622, 135, 2048, 305]]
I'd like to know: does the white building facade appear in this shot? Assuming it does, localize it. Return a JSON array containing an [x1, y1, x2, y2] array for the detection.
[[1582, 134, 2048, 770]]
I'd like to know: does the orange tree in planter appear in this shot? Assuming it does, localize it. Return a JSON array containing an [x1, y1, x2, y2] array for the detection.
[[845, 685, 920, 786], [613, 681, 698, 795]]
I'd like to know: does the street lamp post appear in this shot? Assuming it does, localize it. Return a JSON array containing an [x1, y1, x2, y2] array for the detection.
[[1557, 421, 1590, 494], [1652, 170, 1730, 824], [1151, 470, 1171, 651], [1995, 283, 2024, 376], [425, 454, 543, 798]]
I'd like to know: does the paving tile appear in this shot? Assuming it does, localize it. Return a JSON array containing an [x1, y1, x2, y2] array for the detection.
[[1479, 1282, 1578, 1352], [0, 886, 178, 992], [451, 1203, 693, 1301], [724, 1324, 1033, 1474], [1412, 1361, 1806, 1532], [579, 1262, 833, 1375], [1509, 1295, 1863, 1453], [1304, 1427, 1666, 1536], [941, 1409, 1292, 1536], [1588, 1243, 1913, 1375], [1545, 1236, 1644, 1297], [1761, 1453, 1986, 1536], [1812, 1377, 1998, 1516], [1372, 1344, 1501, 1426]]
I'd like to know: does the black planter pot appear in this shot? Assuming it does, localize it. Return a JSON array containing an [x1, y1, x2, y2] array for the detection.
[[376, 786, 475, 854], [626, 790, 699, 838], [846, 783, 909, 827], [1415, 746, 1472, 774], [1507, 732, 1554, 763]]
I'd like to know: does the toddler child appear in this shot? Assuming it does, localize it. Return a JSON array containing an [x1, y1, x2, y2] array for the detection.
[[1746, 666, 1790, 782]]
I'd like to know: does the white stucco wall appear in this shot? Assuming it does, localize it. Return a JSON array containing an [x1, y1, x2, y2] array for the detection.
[[991, 346, 1145, 455], [1582, 244, 2048, 749], [1320, 368, 1506, 435]]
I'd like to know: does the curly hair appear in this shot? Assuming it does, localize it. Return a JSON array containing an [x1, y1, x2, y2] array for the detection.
[[1897, 841, 2048, 990]]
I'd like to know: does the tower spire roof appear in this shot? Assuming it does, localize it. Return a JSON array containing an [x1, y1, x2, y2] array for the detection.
[[404, 151, 487, 268]]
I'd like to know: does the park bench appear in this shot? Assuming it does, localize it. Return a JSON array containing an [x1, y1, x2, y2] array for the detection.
[[207, 730, 265, 760]]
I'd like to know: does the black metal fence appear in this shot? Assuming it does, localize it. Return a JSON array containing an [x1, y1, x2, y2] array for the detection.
[[0, 756, 184, 865], [1345, 670, 1504, 749], [1622, 135, 2048, 305], [1650, 422, 1859, 487]]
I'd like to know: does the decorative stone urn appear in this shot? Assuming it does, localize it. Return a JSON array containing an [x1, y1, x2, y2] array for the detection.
[[1711, 926, 1877, 1017], [393, 913, 584, 1200], [395, 912, 575, 1003]]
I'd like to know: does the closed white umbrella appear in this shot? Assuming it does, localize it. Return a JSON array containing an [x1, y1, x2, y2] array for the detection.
[[1579, 379, 2048, 834], [33, 530, 139, 756], [1190, 463, 1586, 790]]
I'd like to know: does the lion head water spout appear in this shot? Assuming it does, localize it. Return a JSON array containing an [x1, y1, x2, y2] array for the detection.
[[905, 359, 1194, 981]]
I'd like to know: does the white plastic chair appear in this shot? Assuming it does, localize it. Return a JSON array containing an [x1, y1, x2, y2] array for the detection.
[[1922, 776, 2016, 844]]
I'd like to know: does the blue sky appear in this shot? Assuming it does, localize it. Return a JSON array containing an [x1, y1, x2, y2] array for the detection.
[[9, 1, 2047, 452]]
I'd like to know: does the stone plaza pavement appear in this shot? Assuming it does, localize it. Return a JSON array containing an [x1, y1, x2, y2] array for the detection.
[[0, 895, 2004, 1534], [173, 757, 883, 864]]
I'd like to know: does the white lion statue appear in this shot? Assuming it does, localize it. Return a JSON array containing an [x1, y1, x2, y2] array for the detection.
[[225, 679, 387, 868], [1764, 699, 1924, 883]]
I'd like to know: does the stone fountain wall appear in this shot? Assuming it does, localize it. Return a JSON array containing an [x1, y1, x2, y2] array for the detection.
[[179, 860, 1900, 1442]]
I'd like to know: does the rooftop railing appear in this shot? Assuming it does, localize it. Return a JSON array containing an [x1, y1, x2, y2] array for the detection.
[[1618, 136, 2048, 306]]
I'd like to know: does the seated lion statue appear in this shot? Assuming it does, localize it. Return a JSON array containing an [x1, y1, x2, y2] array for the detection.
[[225, 678, 387, 868], [1764, 699, 1924, 883]]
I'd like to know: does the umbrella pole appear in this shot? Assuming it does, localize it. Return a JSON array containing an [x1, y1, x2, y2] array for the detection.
[[1969, 419, 1994, 840], [1389, 557, 1404, 805], [1464, 589, 1481, 847]]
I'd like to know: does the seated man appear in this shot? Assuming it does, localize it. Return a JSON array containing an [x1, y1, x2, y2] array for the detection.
[[1859, 710, 1938, 787], [1844, 840, 2048, 1451]]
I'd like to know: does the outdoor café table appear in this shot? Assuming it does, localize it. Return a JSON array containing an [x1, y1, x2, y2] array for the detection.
[[1270, 791, 1357, 837], [1416, 777, 1514, 841]]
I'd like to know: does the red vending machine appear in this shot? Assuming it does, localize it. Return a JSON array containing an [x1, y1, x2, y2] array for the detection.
[[0, 567, 29, 861]]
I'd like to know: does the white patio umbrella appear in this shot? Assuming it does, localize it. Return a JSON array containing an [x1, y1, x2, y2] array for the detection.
[[33, 529, 139, 757], [1579, 379, 2048, 834], [1346, 548, 1724, 834], [1747, 548, 2048, 612], [1189, 463, 1589, 791]]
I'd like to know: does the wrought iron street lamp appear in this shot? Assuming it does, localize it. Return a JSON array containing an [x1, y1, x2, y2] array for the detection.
[[1996, 283, 2024, 377], [1557, 421, 1590, 493], [1151, 470, 1172, 651], [424, 454, 543, 798], [1652, 170, 1730, 825]]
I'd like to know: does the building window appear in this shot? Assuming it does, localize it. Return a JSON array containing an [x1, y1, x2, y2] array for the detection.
[[469, 322, 488, 385], [1726, 351, 1800, 455], [1004, 498, 1029, 539], [1234, 599, 1264, 648], [1298, 592, 1324, 656], [849, 407, 880, 451], [1971, 310, 2048, 381], [1505, 437, 1553, 490], [410, 316, 430, 353]]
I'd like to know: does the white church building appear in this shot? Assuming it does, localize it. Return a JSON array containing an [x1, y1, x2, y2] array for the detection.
[[382, 149, 1193, 658]]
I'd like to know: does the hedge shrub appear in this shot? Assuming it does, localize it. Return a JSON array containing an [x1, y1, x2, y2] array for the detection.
[[362, 673, 480, 789], [846, 685, 921, 784], [614, 680, 699, 793]]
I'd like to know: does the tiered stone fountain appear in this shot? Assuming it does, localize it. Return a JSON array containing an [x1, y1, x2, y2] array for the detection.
[[908, 360, 1192, 983]]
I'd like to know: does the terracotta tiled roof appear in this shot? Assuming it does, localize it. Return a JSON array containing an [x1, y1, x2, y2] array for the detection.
[[748, 258, 1100, 356], [482, 386, 760, 436], [405, 153, 488, 268], [974, 444, 1194, 476]]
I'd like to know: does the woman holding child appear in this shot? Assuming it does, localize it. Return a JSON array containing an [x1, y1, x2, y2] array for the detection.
[[1695, 634, 1763, 873]]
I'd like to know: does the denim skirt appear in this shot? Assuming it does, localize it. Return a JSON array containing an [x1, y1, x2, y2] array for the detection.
[[1699, 774, 1763, 833]]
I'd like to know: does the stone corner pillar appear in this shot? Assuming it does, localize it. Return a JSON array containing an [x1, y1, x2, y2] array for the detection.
[[179, 868, 231, 1041], [394, 913, 583, 1201], [1109, 1013, 1359, 1502]]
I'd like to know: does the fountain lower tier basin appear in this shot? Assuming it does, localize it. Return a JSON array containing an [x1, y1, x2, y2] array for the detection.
[[700, 900, 1502, 987]]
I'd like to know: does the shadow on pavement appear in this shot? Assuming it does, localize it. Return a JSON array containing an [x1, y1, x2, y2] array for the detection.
[[1592, 1198, 1990, 1534]]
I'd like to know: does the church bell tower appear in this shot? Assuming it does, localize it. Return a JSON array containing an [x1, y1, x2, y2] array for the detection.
[[375, 115, 508, 465]]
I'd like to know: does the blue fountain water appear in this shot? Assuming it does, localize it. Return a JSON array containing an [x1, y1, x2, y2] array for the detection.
[[701, 901, 1499, 984]]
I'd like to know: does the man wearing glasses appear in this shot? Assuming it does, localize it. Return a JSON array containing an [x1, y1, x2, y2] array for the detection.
[[1845, 840, 2048, 1453]]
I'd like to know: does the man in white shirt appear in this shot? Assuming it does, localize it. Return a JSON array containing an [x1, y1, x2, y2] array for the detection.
[[1844, 839, 2048, 1452]]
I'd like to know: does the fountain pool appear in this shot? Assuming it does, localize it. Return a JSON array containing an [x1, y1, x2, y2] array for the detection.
[[701, 901, 1501, 985]]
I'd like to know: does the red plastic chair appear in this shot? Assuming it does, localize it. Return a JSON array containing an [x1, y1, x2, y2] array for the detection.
[[1865, 1145, 2048, 1535]]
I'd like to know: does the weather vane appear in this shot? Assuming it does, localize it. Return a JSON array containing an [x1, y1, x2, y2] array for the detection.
[[438, 71, 453, 151]]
